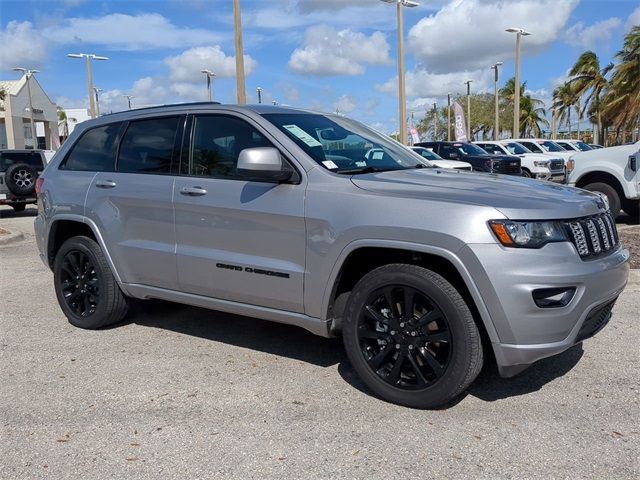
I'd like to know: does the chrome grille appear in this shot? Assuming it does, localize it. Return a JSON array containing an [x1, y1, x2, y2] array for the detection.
[[564, 212, 619, 258]]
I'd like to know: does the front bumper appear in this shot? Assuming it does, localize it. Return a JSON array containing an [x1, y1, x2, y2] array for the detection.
[[459, 242, 630, 376]]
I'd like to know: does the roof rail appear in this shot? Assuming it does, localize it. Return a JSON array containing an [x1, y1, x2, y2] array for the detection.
[[104, 101, 222, 116]]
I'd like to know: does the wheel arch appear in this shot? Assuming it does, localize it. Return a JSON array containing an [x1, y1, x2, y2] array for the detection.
[[323, 241, 500, 347], [574, 170, 625, 197]]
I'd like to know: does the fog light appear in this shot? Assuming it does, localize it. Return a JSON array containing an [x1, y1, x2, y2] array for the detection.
[[532, 287, 576, 308]]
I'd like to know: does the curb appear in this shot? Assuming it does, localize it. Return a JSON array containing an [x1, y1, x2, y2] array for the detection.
[[0, 230, 25, 246]]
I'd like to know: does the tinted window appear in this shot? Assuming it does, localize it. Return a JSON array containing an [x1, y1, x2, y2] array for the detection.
[[117, 117, 180, 174], [413, 147, 440, 160], [62, 123, 122, 171], [190, 115, 275, 179], [0, 151, 44, 171], [519, 141, 542, 153], [439, 145, 459, 158], [503, 142, 530, 154]]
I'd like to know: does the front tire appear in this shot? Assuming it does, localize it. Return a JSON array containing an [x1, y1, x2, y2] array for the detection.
[[342, 264, 483, 409], [53, 235, 129, 329], [583, 182, 621, 218], [521, 168, 532, 178]]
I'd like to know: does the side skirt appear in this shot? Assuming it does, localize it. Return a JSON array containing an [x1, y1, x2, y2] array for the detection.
[[124, 283, 332, 338]]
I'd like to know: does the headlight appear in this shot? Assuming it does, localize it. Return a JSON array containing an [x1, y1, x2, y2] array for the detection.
[[594, 191, 610, 210], [489, 220, 567, 248], [566, 159, 575, 173], [533, 160, 550, 167]]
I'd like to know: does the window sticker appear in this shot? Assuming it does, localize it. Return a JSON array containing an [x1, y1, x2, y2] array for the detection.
[[322, 160, 338, 169], [283, 124, 323, 147], [355, 161, 366, 167]]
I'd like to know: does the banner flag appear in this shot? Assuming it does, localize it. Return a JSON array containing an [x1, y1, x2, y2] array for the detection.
[[453, 102, 467, 142]]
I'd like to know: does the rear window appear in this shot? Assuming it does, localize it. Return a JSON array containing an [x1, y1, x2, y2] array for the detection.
[[61, 123, 123, 171], [117, 117, 180, 174], [0, 151, 44, 171]]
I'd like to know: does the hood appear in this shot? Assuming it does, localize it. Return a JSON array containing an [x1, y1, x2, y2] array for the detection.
[[350, 168, 606, 220], [518, 152, 557, 162]]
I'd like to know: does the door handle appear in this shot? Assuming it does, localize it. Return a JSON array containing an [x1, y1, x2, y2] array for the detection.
[[95, 180, 117, 189], [180, 186, 208, 196]]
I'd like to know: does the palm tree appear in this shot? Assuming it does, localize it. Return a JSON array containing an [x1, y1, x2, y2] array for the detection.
[[552, 83, 578, 138], [602, 26, 639, 142], [0, 87, 5, 102], [568, 51, 612, 144], [519, 95, 549, 137]]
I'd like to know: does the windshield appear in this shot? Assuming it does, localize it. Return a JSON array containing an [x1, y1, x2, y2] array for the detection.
[[412, 147, 442, 160], [454, 143, 488, 156], [503, 142, 531, 154], [574, 141, 593, 151], [538, 140, 567, 152], [262, 113, 428, 173]]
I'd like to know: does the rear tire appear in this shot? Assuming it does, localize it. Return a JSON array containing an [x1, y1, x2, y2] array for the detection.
[[53, 235, 129, 329], [583, 182, 621, 218], [342, 264, 483, 409], [11, 203, 26, 212]]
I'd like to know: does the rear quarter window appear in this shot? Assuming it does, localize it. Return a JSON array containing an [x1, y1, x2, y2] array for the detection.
[[61, 123, 123, 171], [0, 152, 44, 171]]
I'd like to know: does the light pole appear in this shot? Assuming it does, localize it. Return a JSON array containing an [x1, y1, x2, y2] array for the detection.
[[447, 92, 452, 141], [491, 62, 503, 140], [122, 95, 134, 110], [93, 88, 103, 117], [381, 0, 419, 145], [233, 0, 247, 104], [67, 53, 108, 119], [12, 67, 39, 149], [464, 80, 473, 140], [506, 28, 532, 138], [200, 69, 216, 101], [256, 87, 262, 104]]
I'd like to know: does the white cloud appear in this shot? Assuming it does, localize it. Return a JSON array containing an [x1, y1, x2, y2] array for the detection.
[[42, 13, 223, 51], [625, 7, 640, 32], [165, 46, 256, 83], [333, 95, 357, 114], [0, 21, 48, 70], [288, 25, 391, 76], [377, 68, 493, 99], [408, 0, 579, 73], [565, 17, 622, 49]]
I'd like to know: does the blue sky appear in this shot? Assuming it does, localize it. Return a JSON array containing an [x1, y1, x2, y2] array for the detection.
[[1, 0, 638, 133]]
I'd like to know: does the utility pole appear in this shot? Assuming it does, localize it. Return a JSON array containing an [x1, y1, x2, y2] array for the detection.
[[12, 68, 39, 148], [381, 0, 419, 145], [447, 92, 452, 141], [67, 53, 108, 119], [256, 87, 262, 104], [122, 95, 134, 110], [506, 28, 532, 138], [233, 0, 247, 104], [464, 80, 473, 140], [433, 103, 437, 140], [491, 62, 503, 140]]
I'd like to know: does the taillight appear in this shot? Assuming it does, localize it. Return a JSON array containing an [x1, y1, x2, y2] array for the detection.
[[35, 177, 44, 194]]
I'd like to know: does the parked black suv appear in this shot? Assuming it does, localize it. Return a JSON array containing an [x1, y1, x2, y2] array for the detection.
[[0, 149, 46, 211], [416, 142, 522, 175]]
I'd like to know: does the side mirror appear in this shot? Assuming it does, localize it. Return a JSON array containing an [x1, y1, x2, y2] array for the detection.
[[448, 153, 459, 160], [237, 147, 293, 183]]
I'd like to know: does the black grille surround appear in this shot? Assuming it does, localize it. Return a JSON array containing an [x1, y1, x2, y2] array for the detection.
[[563, 212, 619, 259], [493, 160, 521, 175], [576, 299, 617, 342], [549, 158, 564, 172]]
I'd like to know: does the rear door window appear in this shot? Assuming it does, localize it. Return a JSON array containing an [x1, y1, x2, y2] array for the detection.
[[117, 117, 181, 174], [0, 151, 44, 171], [62, 123, 123, 171]]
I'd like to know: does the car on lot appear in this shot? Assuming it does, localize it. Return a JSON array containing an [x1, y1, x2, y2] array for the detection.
[[509, 138, 575, 162], [0, 149, 46, 211], [409, 146, 472, 171], [475, 140, 565, 182], [415, 141, 522, 175], [555, 139, 593, 152], [567, 141, 639, 218], [34, 103, 630, 409]]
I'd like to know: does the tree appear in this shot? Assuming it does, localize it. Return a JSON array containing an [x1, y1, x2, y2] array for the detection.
[[552, 83, 578, 138], [520, 95, 549, 137], [568, 50, 612, 143], [0, 87, 5, 102]]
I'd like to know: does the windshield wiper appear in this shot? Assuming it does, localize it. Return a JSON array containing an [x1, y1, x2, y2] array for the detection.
[[336, 166, 399, 175]]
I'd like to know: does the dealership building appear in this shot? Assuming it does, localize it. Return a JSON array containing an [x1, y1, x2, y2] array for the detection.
[[0, 75, 58, 150]]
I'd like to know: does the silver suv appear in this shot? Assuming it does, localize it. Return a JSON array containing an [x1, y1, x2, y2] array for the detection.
[[34, 104, 630, 408]]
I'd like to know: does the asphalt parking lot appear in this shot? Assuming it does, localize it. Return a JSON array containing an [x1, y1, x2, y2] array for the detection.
[[1, 206, 639, 479]]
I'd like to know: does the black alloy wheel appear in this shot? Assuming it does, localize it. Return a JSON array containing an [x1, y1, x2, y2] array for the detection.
[[357, 285, 451, 389], [59, 249, 100, 317]]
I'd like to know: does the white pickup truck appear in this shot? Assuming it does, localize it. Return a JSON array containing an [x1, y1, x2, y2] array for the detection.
[[567, 141, 640, 218]]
